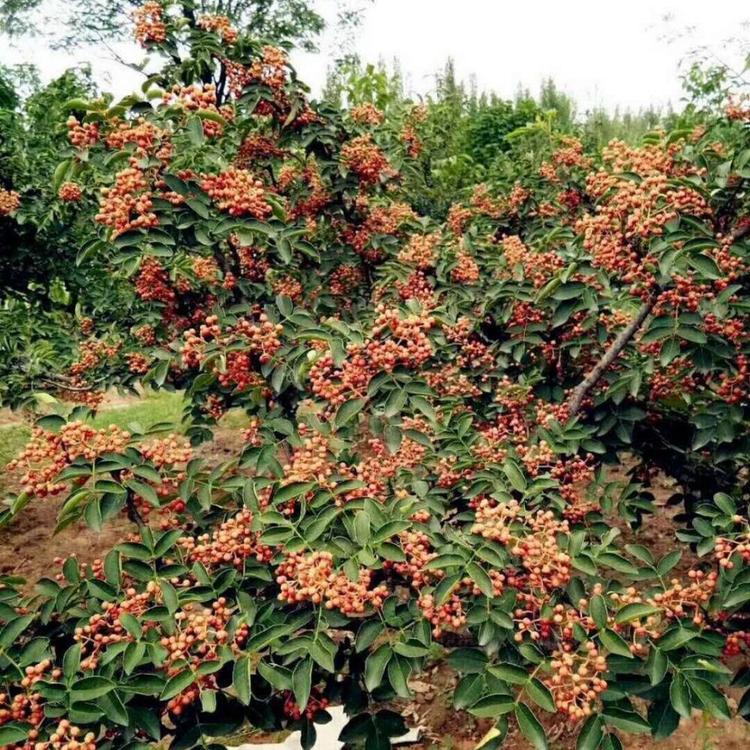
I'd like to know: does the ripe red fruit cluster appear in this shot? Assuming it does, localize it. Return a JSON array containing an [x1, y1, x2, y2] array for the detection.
[[134, 258, 175, 305], [132, 0, 166, 45], [450, 250, 480, 284], [397, 232, 440, 269], [201, 167, 273, 219], [341, 134, 392, 186], [276, 551, 389, 614], [310, 307, 434, 405], [58, 182, 83, 202], [179, 509, 273, 567], [329, 264, 364, 297], [546, 644, 608, 721], [0, 188, 21, 216], [125, 352, 150, 374], [350, 104, 385, 126], [66, 117, 99, 149], [8, 423, 130, 498], [95, 167, 158, 237], [417, 593, 467, 637], [198, 14, 238, 43], [282, 690, 329, 721]]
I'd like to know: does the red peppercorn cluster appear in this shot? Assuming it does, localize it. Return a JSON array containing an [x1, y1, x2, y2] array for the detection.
[[499, 235, 564, 288], [341, 134, 392, 186], [161, 599, 248, 715], [163, 84, 234, 137], [272, 275, 304, 302], [417, 593, 467, 637], [329, 264, 364, 297], [134, 257, 175, 306], [95, 167, 158, 237], [282, 690, 329, 721], [8, 423, 130, 498], [66, 117, 99, 149], [715, 354, 750, 404], [401, 125, 422, 158], [576, 140, 710, 292], [546, 644, 608, 721], [470, 184, 504, 218], [125, 352, 150, 374], [58, 182, 82, 202], [105, 119, 167, 155], [181, 314, 282, 391], [0, 188, 21, 216], [310, 307, 433, 406], [397, 232, 441, 269], [450, 249, 480, 284], [276, 551, 388, 614], [0, 660, 60, 737], [179, 509, 272, 567], [446, 203, 473, 236], [472, 501, 571, 592], [201, 167, 272, 219], [385, 530, 439, 587], [198, 14, 238, 43], [32, 719, 97, 750], [350, 104, 385, 126], [132, 1, 166, 45]]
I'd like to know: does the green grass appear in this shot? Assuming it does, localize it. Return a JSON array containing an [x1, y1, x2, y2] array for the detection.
[[88, 390, 185, 433]]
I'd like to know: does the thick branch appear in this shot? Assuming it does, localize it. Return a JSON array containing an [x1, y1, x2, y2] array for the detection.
[[566, 220, 750, 417], [566, 295, 657, 416]]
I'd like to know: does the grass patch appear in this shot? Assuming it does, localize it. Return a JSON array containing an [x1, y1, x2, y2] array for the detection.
[[88, 390, 185, 433]]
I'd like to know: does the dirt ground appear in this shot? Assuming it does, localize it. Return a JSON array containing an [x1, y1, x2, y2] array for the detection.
[[1, 412, 750, 749]]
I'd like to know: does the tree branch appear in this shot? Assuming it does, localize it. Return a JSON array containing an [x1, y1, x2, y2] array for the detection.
[[566, 294, 657, 416], [566, 221, 750, 417]]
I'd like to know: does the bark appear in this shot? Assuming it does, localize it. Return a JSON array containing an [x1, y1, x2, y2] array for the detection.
[[566, 221, 750, 417]]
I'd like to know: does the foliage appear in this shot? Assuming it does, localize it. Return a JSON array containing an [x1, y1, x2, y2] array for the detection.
[[4, 5, 750, 750]]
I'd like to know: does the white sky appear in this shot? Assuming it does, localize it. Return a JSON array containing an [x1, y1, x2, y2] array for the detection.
[[1, 0, 749, 112]]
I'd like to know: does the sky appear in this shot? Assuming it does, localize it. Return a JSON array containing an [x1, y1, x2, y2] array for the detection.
[[2, 0, 749, 112]]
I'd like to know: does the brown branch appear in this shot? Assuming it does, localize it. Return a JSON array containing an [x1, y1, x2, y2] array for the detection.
[[126, 494, 146, 527], [566, 220, 750, 418], [566, 295, 657, 417]]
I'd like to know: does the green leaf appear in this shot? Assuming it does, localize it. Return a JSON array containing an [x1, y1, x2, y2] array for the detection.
[[686, 677, 730, 719], [233, 656, 252, 705], [526, 678, 556, 713], [599, 628, 633, 658], [601, 707, 650, 733], [274, 481, 316, 504], [335, 398, 367, 428], [670, 673, 691, 717], [502, 459, 527, 492], [365, 645, 391, 692], [646, 647, 668, 686], [161, 669, 196, 700], [615, 603, 662, 624], [125, 480, 159, 507], [71, 676, 116, 701], [292, 658, 313, 711], [576, 715, 603, 750], [648, 698, 680, 739], [0, 726, 30, 745], [488, 663, 529, 685], [515, 703, 547, 750], [468, 694, 515, 718], [0, 615, 34, 648], [466, 562, 495, 598]]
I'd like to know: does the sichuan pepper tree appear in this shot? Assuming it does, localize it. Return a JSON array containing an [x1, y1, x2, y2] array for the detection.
[[6, 4, 750, 750]]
